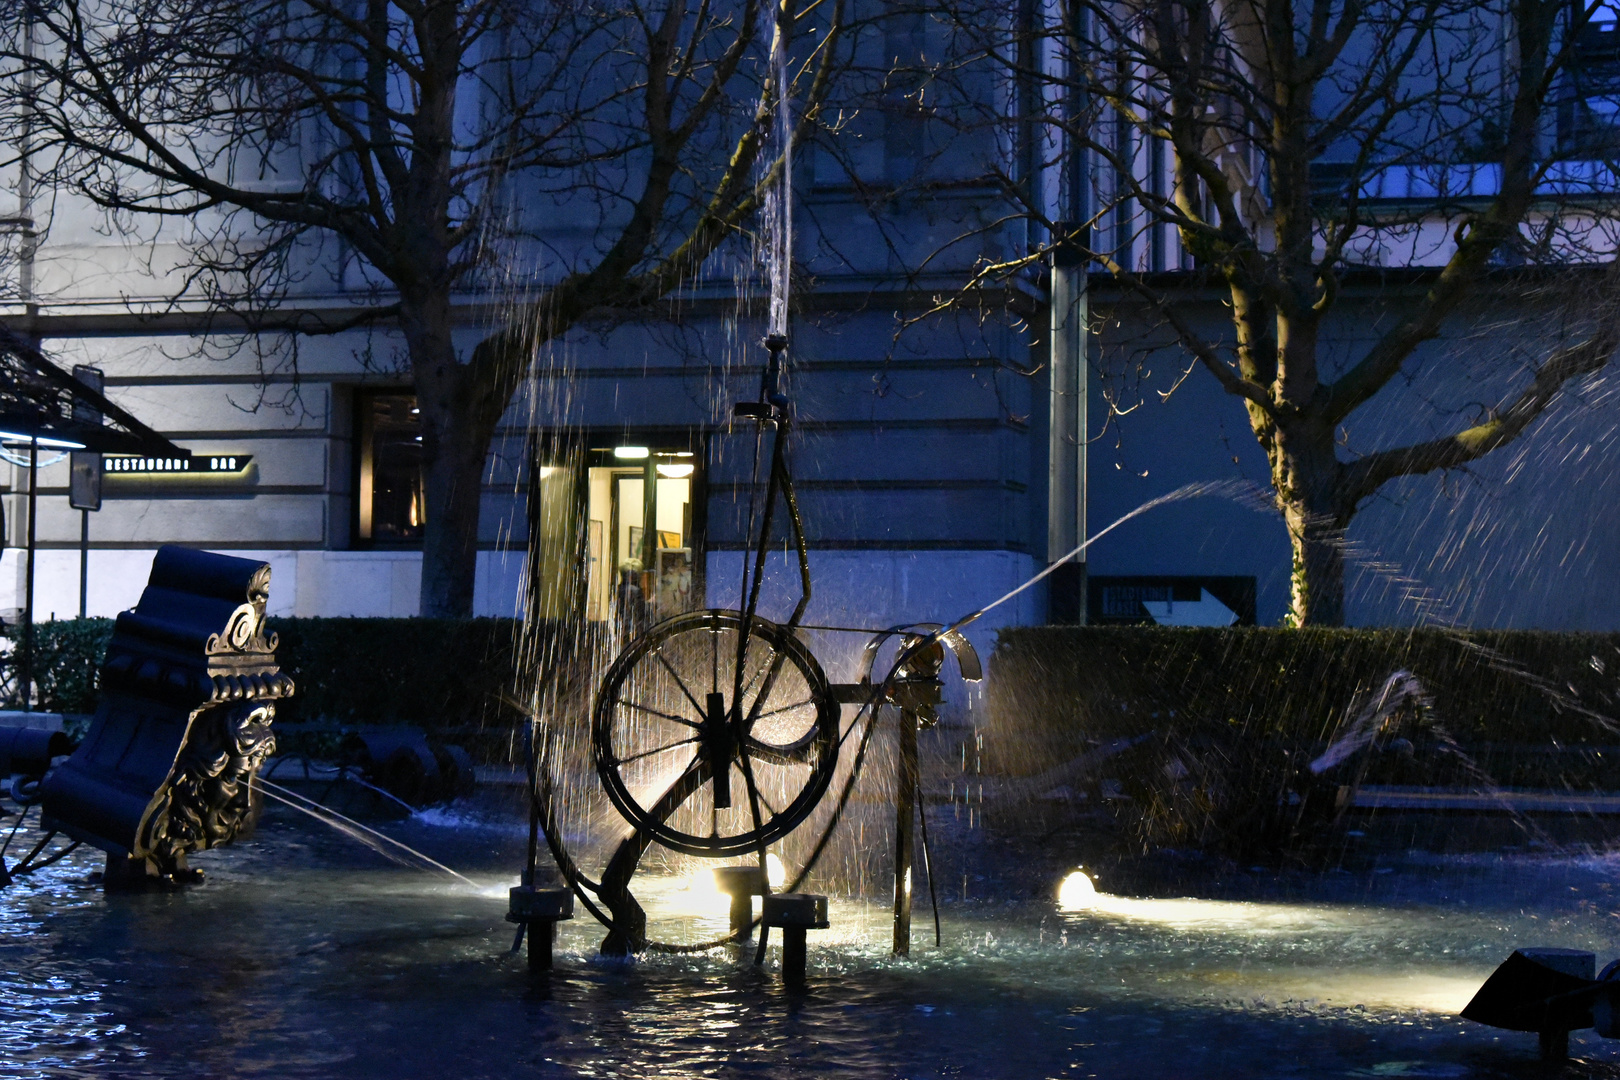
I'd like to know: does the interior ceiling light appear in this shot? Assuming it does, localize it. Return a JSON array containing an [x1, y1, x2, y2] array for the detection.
[[614, 446, 649, 459], [656, 463, 695, 479]]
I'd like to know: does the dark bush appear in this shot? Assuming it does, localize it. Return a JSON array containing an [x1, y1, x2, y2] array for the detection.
[[2, 616, 565, 760], [0, 617, 116, 714], [267, 617, 522, 728], [987, 627, 1620, 857]]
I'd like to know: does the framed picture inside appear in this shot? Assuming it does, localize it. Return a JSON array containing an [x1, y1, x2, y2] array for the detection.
[[587, 519, 603, 620], [656, 548, 693, 613]]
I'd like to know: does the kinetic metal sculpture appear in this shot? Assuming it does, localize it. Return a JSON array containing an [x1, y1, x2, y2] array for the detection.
[[529, 335, 981, 964], [39, 546, 292, 887]]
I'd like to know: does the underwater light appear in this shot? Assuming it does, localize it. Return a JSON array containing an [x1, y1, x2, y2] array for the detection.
[[675, 868, 729, 916], [614, 446, 649, 459], [657, 463, 695, 479], [1057, 869, 1097, 911]]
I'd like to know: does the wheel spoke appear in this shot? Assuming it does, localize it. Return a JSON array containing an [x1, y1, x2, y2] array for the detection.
[[612, 736, 701, 767], [755, 784, 781, 819], [742, 652, 796, 742], [735, 737, 768, 846], [736, 642, 778, 707], [745, 734, 818, 766], [637, 751, 704, 810], [747, 696, 815, 724], [616, 698, 702, 731], [654, 648, 708, 717], [710, 622, 720, 696]]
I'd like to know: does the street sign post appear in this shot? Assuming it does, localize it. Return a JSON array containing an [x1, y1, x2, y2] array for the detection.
[[69, 366, 104, 619]]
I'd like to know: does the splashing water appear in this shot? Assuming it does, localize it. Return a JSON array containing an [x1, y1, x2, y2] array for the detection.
[[763, 2, 792, 339], [256, 778, 476, 888], [950, 478, 1263, 633]]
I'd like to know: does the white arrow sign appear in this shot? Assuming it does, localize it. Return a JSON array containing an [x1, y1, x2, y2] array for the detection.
[[1140, 588, 1238, 627]]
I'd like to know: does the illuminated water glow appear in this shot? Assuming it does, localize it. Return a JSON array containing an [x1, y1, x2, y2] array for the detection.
[[7, 805, 1619, 1074]]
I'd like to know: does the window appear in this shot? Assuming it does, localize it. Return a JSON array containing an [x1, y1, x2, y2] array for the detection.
[[355, 391, 425, 545], [1561, 2, 1620, 153], [585, 446, 698, 623], [518, 437, 703, 624]]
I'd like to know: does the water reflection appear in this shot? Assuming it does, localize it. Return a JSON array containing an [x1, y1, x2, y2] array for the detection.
[[4, 807, 1620, 1078]]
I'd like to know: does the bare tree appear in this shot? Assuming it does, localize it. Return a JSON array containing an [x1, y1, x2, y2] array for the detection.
[[933, 0, 1620, 624], [2, 0, 843, 616]]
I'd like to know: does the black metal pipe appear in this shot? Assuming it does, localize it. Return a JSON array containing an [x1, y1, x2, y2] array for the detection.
[[729, 892, 752, 938], [893, 708, 917, 956], [78, 508, 88, 619], [528, 920, 556, 972], [781, 926, 807, 988]]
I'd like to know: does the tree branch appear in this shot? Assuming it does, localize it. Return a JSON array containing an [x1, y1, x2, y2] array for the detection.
[[1340, 326, 1619, 505]]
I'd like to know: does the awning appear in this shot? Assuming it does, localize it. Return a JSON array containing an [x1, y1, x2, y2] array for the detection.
[[0, 323, 185, 456]]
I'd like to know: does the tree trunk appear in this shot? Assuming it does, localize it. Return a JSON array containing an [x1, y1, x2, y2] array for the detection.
[[418, 419, 489, 617], [1268, 423, 1350, 628], [403, 292, 506, 619], [1283, 501, 1347, 627]]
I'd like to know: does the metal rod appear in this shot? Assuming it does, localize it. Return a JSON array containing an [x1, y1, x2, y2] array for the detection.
[[78, 508, 88, 618], [893, 705, 918, 956], [21, 437, 36, 710], [781, 926, 807, 988], [528, 920, 556, 972], [917, 778, 941, 947], [523, 436, 543, 890], [641, 451, 658, 572]]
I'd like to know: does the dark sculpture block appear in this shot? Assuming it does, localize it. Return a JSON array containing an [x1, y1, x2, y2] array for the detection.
[[342, 727, 478, 807], [761, 893, 829, 990], [0, 726, 73, 779], [507, 886, 574, 972], [39, 545, 293, 885], [761, 893, 829, 930]]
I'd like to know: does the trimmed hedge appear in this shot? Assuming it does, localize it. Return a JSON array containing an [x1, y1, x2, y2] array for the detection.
[[16, 617, 115, 714], [987, 628, 1620, 856], [989, 627, 1620, 764], [3, 617, 548, 757], [267, 618, 524, 729]]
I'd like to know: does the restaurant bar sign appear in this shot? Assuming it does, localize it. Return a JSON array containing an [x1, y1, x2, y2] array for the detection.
[[104, 454, 253, 474]]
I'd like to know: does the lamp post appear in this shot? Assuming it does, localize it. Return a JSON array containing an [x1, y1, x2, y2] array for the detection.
[[1047, 233, 1088, 623], [1046, 8, 1091, 625], [70, 366, 106, 619], [21, 436, 35, 709]]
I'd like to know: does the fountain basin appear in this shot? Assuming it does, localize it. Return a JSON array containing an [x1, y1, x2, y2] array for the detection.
[[8, 799, 1620, 1078]]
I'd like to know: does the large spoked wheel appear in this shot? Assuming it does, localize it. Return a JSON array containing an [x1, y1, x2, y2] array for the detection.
[[593, 609, 840, 858]]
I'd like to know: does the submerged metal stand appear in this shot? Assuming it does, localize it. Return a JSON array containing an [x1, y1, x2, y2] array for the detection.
[[716, 865, 768, 939], [1461, 947, 1620, 1062], [762, 893, 828, 990], [892, 707, 917, 956], [891, 635, 945, 957], [508, 885, 574, 972]]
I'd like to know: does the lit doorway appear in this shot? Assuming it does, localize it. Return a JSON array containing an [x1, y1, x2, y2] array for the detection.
[[585, 446, 697, 624]]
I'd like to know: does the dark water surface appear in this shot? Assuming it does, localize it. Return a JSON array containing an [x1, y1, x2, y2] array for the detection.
[[7, 804, 1620, 1079]]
